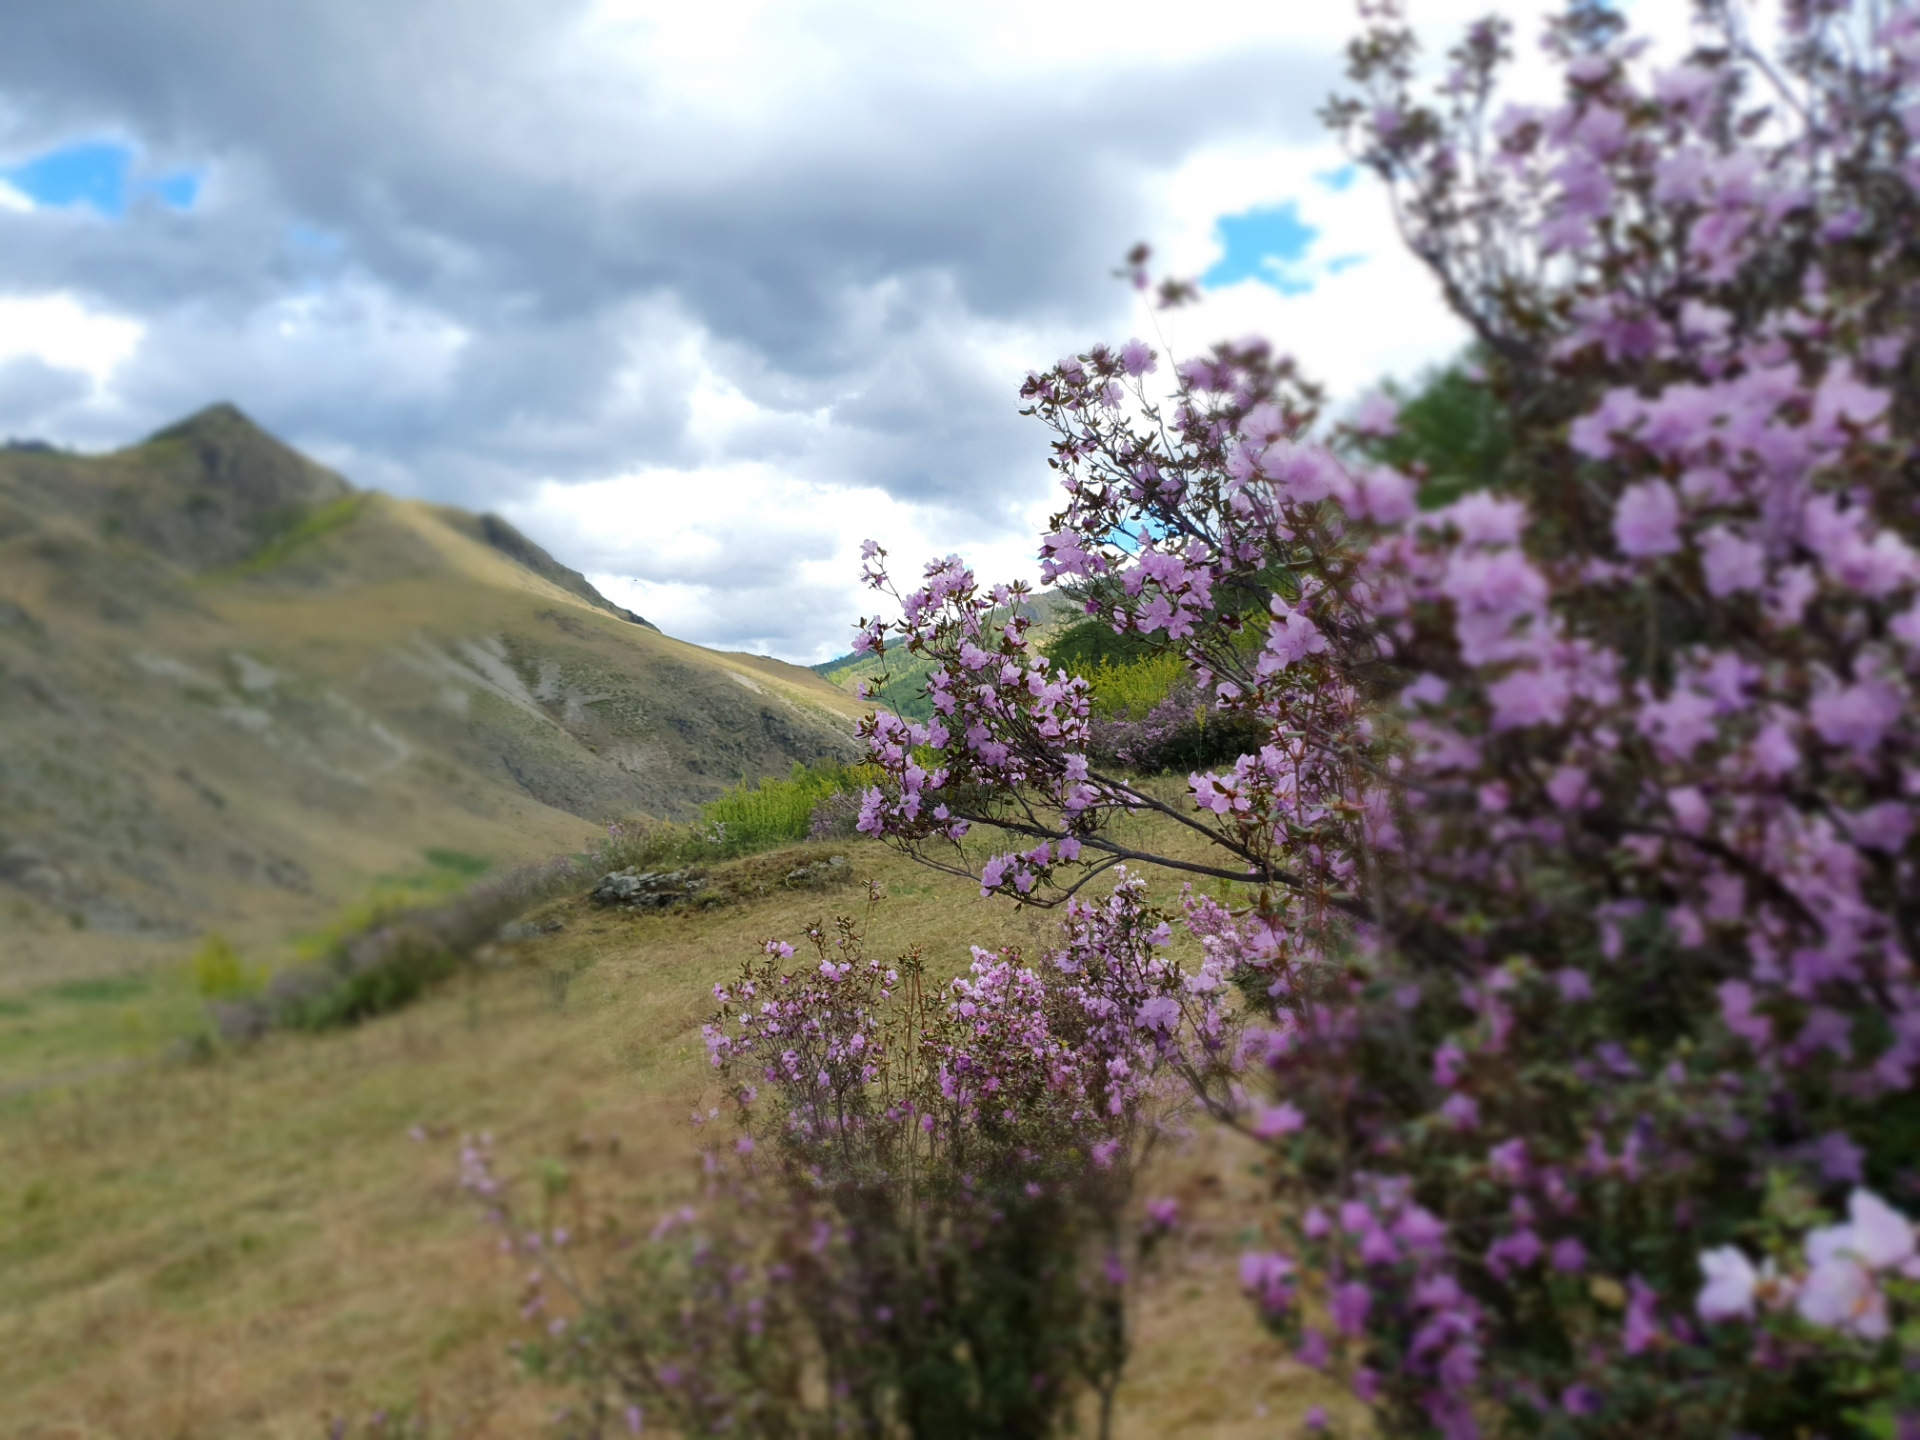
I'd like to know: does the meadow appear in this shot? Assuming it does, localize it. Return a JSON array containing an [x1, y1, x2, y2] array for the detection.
[[0, 819, 1342, 1438]]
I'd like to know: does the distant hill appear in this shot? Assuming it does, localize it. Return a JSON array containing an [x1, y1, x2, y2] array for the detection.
[[810, 589, 1081, 719], [0, 404, 867, 982]]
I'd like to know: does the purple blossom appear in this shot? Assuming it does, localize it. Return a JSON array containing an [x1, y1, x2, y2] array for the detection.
[[1612, 480, 1683, 558]]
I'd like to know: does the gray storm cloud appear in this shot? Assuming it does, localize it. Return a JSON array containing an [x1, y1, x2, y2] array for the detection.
[[0, 0, 1341, 653]]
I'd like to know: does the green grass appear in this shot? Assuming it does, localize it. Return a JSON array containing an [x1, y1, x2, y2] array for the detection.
[[47, 975, 149, 1005], [814, 649, 939, 719], [420, 848, 491, 880], [698, 760, 867, 854], [0, 970, 206, 1091], [207, 493, 370, 579], [591, 759, 873, 873], [305, 852, 504, 963]]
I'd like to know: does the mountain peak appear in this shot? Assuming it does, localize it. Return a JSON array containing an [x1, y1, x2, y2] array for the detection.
[[151, 400, 258, 437], [140, 403, 353, 511]]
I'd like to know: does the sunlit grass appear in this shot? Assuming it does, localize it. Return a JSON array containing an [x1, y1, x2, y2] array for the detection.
[[0, 834, 1332, 1437]]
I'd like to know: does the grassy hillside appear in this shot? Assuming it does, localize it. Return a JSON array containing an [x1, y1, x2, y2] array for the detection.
[[0, 414, 1343, 1436], [811, 589, 1083, 719], [0, 838, 1341, 1438], [0, 406, 868, 992]]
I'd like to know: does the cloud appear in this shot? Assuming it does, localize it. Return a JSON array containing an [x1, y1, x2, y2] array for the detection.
[[0, 354, 92, 427], [0, 0, 1625, 657], [0, 292, 142, 378]]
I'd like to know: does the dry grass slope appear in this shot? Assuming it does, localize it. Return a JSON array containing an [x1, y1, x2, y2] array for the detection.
[[0, 841, 1348, 1438], [0, 407, 867, 992]]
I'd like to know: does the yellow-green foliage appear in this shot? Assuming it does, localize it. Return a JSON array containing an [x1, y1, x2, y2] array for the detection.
[[212, 493, 370, 579], [1081, 652, 1188, 720], [187, 934, 260, 1001], [699, 761, 870, 855], [815, 651, 938, 720]]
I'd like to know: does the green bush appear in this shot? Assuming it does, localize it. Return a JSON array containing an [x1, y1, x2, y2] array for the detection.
[[700, 761, 868, 855], [1079, 652, 1187, 720], [1041, 615, 1156, 675], [187, 934, 260, 1000], [594, 760, 873, 870], [287, 927, 458, 1031]]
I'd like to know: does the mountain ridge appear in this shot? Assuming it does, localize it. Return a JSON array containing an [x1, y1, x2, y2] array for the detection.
[[0, 406, 866, 987]]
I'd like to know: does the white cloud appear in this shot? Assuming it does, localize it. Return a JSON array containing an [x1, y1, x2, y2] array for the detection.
[[510, 456, 1056, 663], [0, 291, 143, 382], [0, 0, 1721, 660]]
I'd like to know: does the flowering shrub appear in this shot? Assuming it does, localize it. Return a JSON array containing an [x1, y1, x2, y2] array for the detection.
[[806, 787, 864, 839], [464, 883, 1181, 1438], [1694, 1185, 1920, 1435], [1085, 672, 1266, 774], [849, 2, 1920, 1433]]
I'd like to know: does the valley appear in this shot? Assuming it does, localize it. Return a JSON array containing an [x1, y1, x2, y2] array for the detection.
[[0, 406, 865, 992]]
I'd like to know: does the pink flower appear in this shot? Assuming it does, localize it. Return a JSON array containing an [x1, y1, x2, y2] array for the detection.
[[1136, 996, 1180, 1034], [1809, 673, 1903, 755], [1612, 480, 1682, 558], [1815, 1189, 1917, 1271], [1435, 492, 1528, 547], [1353, 390, 1401, 437], [1623, 1276, 1663, 1354], [1546, 765, 1589, 809], [1846, 802, 1913, 853], [1486, 1228, 1542, 1274], [1331, 1280, 1373, 1336], [1252, 1101, 1306, 1139], [1239, 1250, 1296, 1314], [1696, 1246, 1758, 1321], [1439, 1094, 1480, 1131], [1354, 466, 1417, 525], [1699, 526, 1766, 595], [1487, 664, 1572, 732], [1798, 1254, 1886, 1338]]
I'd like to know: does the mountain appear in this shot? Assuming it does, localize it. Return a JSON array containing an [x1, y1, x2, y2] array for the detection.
[[810, 588, 1083, 718], [0, 404, 867, 983]]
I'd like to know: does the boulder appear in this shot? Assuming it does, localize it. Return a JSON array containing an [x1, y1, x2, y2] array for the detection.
[[590, 867, 706, 910]]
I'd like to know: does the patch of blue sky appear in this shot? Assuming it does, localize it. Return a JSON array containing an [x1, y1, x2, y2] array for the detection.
[[1198, 203, 1320, 293], [1314, 165, 1358, 193], [2, 140, 201, 217], [1202, 202, 1319, 294], [1202, 200, 1373, 297]]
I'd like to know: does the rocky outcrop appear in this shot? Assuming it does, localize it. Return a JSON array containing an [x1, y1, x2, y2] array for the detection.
[[590, 867, 706, 910]]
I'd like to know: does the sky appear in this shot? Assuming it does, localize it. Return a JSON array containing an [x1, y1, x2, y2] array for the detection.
[[0, 0, 1686, 663]]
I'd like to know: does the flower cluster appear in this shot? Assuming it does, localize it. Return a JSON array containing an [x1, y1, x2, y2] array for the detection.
[[1700, 1188, 1920, 1340], [467, 886, 1185, 1438], [848, 2, 1920, 1433]]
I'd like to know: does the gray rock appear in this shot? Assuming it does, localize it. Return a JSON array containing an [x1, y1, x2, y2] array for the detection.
[[591, 867, 704, 910], [208, 997, 271, 1045], [783, 855, 854, 889]]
